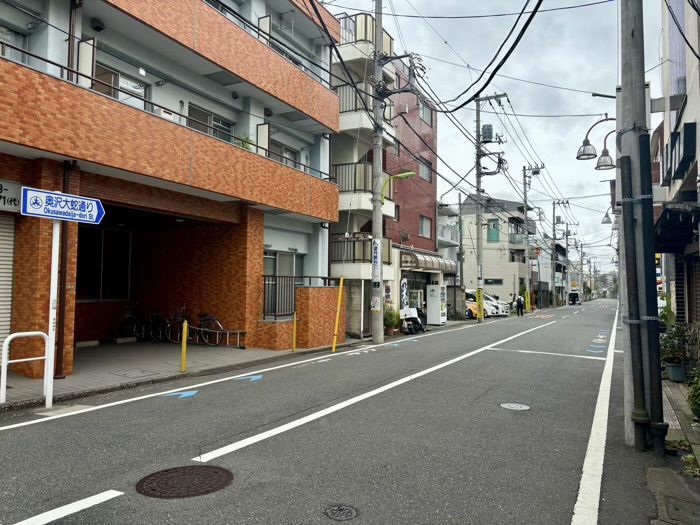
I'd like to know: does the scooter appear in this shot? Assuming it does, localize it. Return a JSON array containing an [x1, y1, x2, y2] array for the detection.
[[403, 305, 428, 334]]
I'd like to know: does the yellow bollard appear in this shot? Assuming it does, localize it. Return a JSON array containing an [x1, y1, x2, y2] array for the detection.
[[331, 276, 345, 353], [180, 320, 188, 373], [292, 311, 297, 352]]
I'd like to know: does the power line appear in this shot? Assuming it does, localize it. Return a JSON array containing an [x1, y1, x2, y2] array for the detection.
[[328, 0, 613, 19]]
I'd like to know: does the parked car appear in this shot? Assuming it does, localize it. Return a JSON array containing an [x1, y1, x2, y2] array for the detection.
[[465, 302, 478, 319], [483, 292, 510, 316], [465, 290, 498, 317]]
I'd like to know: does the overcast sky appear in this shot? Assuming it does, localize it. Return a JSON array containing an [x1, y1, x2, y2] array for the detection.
[[323, 0, 664, 274]]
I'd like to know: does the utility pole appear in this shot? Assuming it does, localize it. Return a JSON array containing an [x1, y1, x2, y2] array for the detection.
[[620, 0, 667, 454], [370, 0, 385, 343], [474, 93, 506, 322], [458, 193, 464, 293], [551, 200, 568, 306], [523, 165, 543, 312]]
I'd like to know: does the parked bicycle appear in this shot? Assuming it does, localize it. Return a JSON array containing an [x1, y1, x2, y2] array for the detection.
[[114, 305, 170, 342], [165, 305, 223, 346]]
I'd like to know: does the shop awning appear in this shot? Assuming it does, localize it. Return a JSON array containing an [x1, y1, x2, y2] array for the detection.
[[400, 251, 458, 274], [655, 206, 699, 254]]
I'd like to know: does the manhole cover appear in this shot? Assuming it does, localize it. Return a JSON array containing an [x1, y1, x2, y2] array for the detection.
[[136, 466, 233, 499], [325, 505, 357, 521], [500, 403, 530, 411]]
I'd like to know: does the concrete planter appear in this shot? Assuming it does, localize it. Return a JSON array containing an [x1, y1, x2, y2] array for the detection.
[[665, 362, 686, 383]]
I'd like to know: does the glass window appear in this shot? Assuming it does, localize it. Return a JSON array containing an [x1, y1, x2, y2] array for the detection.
[[393, 140, 400, 157], [187, 104, 233, 142], [394, 204, 400, 221], [419, 215, 431, 238], [419, 158, 432, 181], [94, 64, 147, 109], [270, 140, 300, 169], [485, 279, 504, 285], [0, 24, 27, 63], [419, 99, 433, 126], [487, 218, 500, 243]]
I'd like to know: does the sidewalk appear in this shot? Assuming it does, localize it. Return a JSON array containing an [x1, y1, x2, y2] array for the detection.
[[1, 319, 472, 413]]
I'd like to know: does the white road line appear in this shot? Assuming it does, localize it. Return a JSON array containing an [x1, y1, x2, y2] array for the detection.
[[614, 350, 623, 354], [486, 348, 605, 361], [573, 311, 581, 315], [0, 319, 508, 432], [570, 307, 618, 525], [562, 315, 570, 319], [14, 490, 123, 525], [192, 321, 557, 462]]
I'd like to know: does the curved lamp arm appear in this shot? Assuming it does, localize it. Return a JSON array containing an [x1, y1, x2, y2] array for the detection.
[[381, 171, 416, 204], [584, 117, 616, 140]]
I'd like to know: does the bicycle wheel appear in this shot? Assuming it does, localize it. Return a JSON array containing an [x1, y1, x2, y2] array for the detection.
[[446, 308, 456, 321], [201, 319, 223, 346], [165, 319, 184, 343], [148, 313, 169, 342], [114, 315, 139, 339]]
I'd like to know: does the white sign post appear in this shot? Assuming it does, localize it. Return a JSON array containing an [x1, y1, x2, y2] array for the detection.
[[17, 188, 105, 406]]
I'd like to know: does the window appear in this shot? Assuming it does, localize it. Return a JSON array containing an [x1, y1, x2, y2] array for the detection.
[[393, 140, 400, 157], [94, 64, 147, 110], [0, 24, 27, 63], [419, 215, 432, 238], [187, 104, 234, 143], [487, 218, 500, 243], [270, 140, 300, 169], [419, 158, 432, 181], [419, 99, 433, 126], [485, 279, 504, 286], [394, 204, 400, 221], [77, 227, 131, 301]]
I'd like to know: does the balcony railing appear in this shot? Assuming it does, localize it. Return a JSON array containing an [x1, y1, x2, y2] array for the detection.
[[263, 275, 340, 319], [0, 43, 334, 183], [438, 226, 459, 243], [330, 236, 392, 264], [332, 163, 392, 195], [202, 0, 332, 89], [337, 83, 394, 121], [508, 233, 525, 245], [336, 13, 395, 56]]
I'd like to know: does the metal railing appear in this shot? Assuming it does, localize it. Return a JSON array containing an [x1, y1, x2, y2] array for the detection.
[[202, 0, 332, 89], [263, 275, 340, 319], [330, 237, 392, 264], [337, 83, 394, 122], [1, 331, 53, 408], [0, 42, 335, 183], [508, 233, 525, 245], [336, 12, 395, 56], [438, 226, 459, 243], [332, 163, 392, 196]]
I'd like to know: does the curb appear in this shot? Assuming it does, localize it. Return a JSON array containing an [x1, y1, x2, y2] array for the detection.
[[663, 381, 700, 458]]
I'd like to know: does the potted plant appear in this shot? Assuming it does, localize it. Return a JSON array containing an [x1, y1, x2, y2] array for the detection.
[[658, 293, 675, 334], [384, 304, 396, 336], [661, 324, 689, 382], [688, 371, 700, 418]]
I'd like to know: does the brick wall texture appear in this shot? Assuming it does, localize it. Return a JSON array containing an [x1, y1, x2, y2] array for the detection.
[[0, 60, 338, 223], [296, 286, 346, 349], [103, 0, 339, 131], [385, 70, 438, 253]]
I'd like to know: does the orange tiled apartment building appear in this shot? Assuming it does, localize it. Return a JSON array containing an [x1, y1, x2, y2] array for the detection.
[[0, 0, 345, 378]]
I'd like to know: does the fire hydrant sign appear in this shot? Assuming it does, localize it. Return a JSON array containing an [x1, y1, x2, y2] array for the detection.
[[21, 187, 105, 224]]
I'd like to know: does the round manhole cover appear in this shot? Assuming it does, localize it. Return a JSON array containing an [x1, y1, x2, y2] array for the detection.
[[324, 505, 357, 521], [136, 466, 233, 499], [500, 403, 530, 411]]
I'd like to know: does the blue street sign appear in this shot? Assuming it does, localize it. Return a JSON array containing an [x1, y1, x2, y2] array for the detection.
[[234, 375, 262, 382], [163, 390, 198, 399], [21, 187, 105, 224]]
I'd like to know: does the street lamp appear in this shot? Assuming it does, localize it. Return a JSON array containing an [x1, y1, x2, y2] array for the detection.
[[381, 171, 415, 204], [595, 130, 617, 170], [601, 206, 613, 224], [575, 115, 616, 160]]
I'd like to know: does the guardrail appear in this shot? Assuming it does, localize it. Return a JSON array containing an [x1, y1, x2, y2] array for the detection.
[[263, 276, 340, 319], [332, 163, 393, 195], [1, 331, 53, 408], [330, 237, 392, 264]]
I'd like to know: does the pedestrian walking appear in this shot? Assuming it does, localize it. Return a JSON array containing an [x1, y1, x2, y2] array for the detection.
[[516, 294, 524, 317]]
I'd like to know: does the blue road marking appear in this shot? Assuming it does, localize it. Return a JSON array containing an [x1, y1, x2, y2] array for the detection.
[[586, 349, 604, 354], [407, 339, 418, 342], [389, 343, 401, 346], [234, 375, 262, 382], [163, 390, 198, 399], [591, 345, 606, 348]]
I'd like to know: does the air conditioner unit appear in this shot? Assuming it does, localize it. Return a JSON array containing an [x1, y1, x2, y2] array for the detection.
[[399, 104, 409, 115], [400, 232, 411, 242], [155, 107, 176, 121]]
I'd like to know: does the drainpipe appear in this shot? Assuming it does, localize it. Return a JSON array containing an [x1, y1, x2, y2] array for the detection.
[[55, 160, 76, 378]]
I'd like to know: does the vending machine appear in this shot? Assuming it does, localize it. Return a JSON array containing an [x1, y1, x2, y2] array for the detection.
[[426, 285, 447, 325]]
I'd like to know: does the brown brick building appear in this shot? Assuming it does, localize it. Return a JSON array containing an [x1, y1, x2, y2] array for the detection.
[[0, 0, 345, 379]]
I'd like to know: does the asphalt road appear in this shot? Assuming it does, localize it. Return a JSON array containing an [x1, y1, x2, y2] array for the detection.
[[0, 299, 658, 524]]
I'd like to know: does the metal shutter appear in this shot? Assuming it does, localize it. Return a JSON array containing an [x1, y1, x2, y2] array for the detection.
[[675, 255, 686, 322], [0, 215, 14, 344]]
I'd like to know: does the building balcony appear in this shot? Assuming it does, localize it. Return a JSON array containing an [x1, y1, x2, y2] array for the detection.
[[0, 55, 338, 222], [508, 233, 525, 246], [438, 225, 459, 248], [99, 0, 339, 131], [330, 235, 395, 281], [335, 13, 396, 84], [337, 83, 394, 146], [333, 163, 396, 218]]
